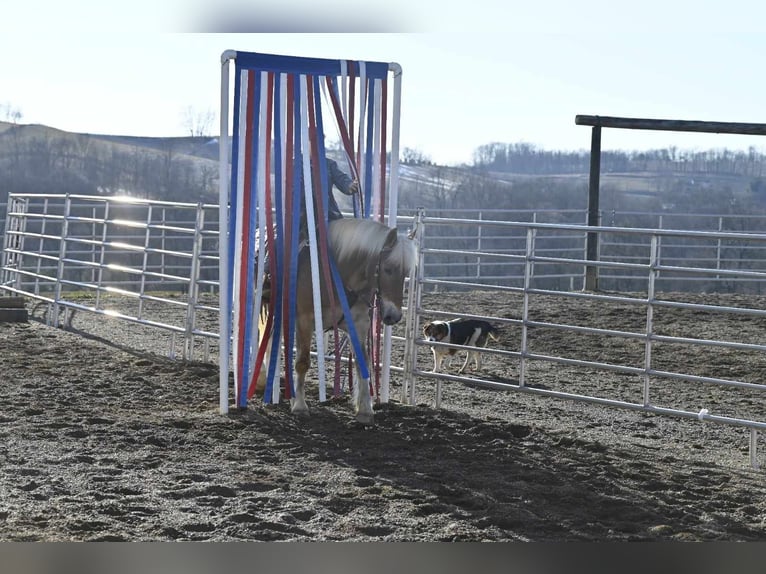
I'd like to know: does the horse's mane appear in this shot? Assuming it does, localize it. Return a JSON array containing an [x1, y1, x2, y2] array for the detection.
[[329, 218, 416, 271]]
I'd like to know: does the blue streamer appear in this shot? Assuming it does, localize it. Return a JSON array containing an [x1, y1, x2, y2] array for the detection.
[[328, 254, 370, 380], [312, 75, 369, 381]]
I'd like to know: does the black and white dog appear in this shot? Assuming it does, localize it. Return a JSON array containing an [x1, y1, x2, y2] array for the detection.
[[422, 319, 499, 374]]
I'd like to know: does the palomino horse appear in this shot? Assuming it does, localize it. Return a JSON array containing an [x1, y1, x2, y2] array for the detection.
[[257, 218, 417, 425]]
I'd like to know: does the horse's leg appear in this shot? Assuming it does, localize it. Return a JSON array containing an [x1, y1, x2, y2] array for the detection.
[[291, 315, 313, 417], [254, 308, 271, 395], [349, 304, 374, 425]]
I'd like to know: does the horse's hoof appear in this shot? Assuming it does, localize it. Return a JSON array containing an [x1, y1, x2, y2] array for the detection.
[[290, 399, 310, 418], [355, 412, 375, 426]]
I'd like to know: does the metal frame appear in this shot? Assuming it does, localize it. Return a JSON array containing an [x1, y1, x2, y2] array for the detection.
[[217, 50, 404, 414]]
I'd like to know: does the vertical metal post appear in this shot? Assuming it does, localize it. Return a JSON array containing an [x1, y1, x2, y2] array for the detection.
[[657, 216, 664, 283], [91, 206, 98, 285], [0, 200, 10, 288], [519, 227, 536, 388], [750, 429, 759, 470], [53, 194, 72, 328], [536, 211, 537, 282], [1, 196, 26, 290], [643, 234, 659, 406], [0, 198, 14, 288], [380, 62, 404, 404], [402, 209, 425, 406], [184, 202, 205, 361], [219, 50, 235, 415], [16, 197, 28, 292], [138, 204, 153, 319], [716, 216, 723, 281], [34, 198, 48, 295], [585, 126, 602, 291], [476, 211, 482, 279], [95, 201, 110, 310], [161, 207, 167, 286]]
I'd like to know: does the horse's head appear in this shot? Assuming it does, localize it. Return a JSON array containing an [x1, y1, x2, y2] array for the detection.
[[329, 219, 417, 325], [376, 227, 416, 325]]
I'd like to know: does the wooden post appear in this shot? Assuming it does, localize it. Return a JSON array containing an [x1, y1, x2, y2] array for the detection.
[[575, 115, 766, 136], [585, 126, 601, 291], [576, 114, 766, 291]]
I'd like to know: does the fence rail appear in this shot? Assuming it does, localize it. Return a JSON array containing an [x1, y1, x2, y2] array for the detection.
[[4, 195, 766, 467], [1, 194, 220, 360], [4, 195, 766, 357], [5, 200, 766, 293], [401, 211, 766, 468]]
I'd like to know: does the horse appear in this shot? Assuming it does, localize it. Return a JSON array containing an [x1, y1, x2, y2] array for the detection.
[[255, 217, 417, 425]]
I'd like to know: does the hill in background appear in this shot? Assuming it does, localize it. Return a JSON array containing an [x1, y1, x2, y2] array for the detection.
[[0, 121, 218, 202], [2, 121, 766, 220]]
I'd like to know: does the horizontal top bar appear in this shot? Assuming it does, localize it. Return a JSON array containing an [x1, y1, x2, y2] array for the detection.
[[575, 115, 766, 136], [230, 51, 392, 79]]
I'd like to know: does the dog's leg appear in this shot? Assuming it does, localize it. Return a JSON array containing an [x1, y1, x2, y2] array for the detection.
[[458, 328, 482, 374], [475, 330, 494, 371], [458, 352, 471, 374], [432, 348, 441, 373]]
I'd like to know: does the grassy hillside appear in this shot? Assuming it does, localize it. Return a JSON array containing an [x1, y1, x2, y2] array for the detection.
[[0, 121, 219, 202], [1, 121, 764, 217]]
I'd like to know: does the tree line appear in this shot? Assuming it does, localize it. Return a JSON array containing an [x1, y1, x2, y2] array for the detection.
[[5, 124, 766, 295], [469, 142, 766, 177], [0, 124, 218, 205], [3, 123, 766, 214]]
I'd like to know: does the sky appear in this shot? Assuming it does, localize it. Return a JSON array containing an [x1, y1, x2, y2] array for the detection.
[[3, 0, 766, 166]]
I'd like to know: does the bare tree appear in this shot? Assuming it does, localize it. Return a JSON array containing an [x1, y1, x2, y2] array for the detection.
[[180, 106, 215, 137], [0, 102, 23, 124], [401, 147, 432, 166]]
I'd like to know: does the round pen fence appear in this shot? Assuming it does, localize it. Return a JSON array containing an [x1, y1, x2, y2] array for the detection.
[[4, 196, 766, 468], [1, 193, 221, 361], [401, 211, 766, 469]]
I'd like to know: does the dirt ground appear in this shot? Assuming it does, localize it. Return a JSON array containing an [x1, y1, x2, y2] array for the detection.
[[1, 290, 766, 541]]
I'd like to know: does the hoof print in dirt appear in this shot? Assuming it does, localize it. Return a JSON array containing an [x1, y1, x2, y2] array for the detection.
[[4, 292, 766, 542]]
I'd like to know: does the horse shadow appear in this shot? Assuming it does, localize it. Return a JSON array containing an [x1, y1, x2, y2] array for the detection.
[[224, 393, 716, 541]]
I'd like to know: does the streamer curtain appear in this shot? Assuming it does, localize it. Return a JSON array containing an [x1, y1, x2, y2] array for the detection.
[[226, 52, 392, 406]]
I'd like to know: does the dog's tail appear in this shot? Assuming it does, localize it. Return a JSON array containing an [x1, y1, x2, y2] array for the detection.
[[487, 324, 501, 341]]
